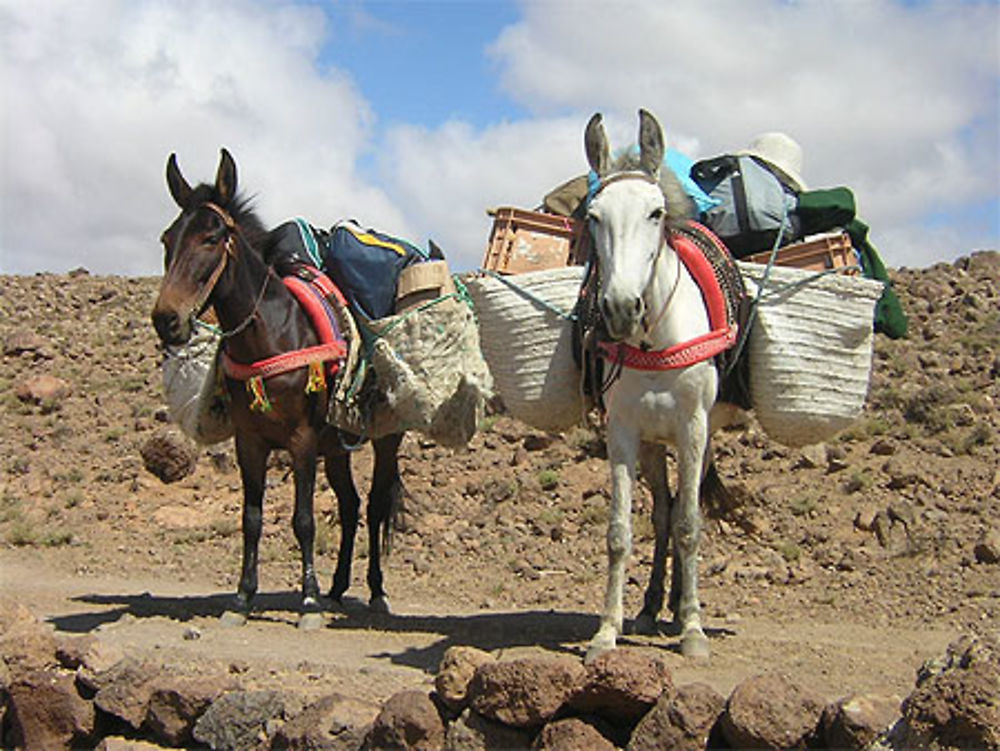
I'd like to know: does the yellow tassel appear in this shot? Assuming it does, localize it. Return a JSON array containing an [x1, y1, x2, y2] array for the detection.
[[247, 376, 272, 413], [305, 360, 326, 394]]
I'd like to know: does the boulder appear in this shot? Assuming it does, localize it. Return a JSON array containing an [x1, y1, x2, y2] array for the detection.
[[145, 672, 236, 746], [443, 708, 532, 751], [140, 428, 197, 483], [435, 645, 495, 713], [469, 657, 585, 729], [627, 682, 725, 751], [192, 689, 285, 751], [532, 717, 616, 751], [92, 657, 164, 729], [720, 673, 824, 750], [368, 689, 445, 751], [568, 648, 673, 723], [271, 691, 381, 751], [15, 374, 71, 408], [6, 669, 95, 749], [891, 634, 1000, 750], [820, 693, 901, 750]]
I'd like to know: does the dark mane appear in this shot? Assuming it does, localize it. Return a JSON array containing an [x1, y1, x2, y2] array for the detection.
[[185, 183, 270, 253]]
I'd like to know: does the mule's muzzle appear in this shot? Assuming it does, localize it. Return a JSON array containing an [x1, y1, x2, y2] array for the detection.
[[601, 293, 644, 341], [151, 307, 192, 346]]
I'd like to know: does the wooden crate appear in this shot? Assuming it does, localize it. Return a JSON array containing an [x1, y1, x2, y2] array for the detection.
[[745, 231, 858, 274], [483, 207, 587, 274]]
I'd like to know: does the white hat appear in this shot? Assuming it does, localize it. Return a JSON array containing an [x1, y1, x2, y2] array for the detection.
[[738, 132, 807, 192]]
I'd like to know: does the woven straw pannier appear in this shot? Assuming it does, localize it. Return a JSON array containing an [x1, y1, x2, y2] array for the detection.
[[738, 262, 884, 446], [466, 267, 588, 432]]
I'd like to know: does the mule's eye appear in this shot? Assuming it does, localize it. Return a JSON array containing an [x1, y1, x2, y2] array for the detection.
[[649, 207, 665, 222], [587, 211, 600, 225]]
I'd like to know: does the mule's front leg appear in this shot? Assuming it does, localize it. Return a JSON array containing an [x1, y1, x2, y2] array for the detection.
[[674, 422, 710, 658], [224, 437, 269, 626], [588, 421, 638, 663]]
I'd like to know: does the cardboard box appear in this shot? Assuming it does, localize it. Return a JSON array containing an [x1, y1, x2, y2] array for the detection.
[[395, 260, 455, 313], [745, 231, 858, 274], [483, 207, 588, 274]]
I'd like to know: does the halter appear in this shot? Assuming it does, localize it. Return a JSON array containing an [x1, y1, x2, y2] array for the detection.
[[588, 173, 738, 371], [588, 171, 677, 345], [186, 202, 271, 339]]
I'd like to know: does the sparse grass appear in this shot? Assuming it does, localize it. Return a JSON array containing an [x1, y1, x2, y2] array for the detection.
[[64, 489, 85, 509], [538, 508, 564, 527], [40, 528, 74, 547], [844, 470, 874, 494], [941, 422, 994, 456], [580, 502, 608, 528], [788, 494, 819, 516], [776, 541, 801, 564], [537, 469, 560, 491]]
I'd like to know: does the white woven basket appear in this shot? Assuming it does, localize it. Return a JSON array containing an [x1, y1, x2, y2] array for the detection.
[[466, 267, 587, 431], [738, 262, 884, 446]]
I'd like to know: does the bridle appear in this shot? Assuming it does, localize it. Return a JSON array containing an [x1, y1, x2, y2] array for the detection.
[[175, 201, 272, 339], [588, 171, 680, 345]]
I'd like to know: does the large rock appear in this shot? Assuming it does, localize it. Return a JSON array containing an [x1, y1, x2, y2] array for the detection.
[[890, 634, 1000, 750], [145, 672, 236, 746], [568, 649, 673, 723], [468, 658, 586, 729], [627, 682, 726, 751], [435, 646, 495, 713], [92, 657, 164, 730], [140, 428, 197, 483], [532, 717, 616, 751], [720, 672, 824, 750], [271, 691, 381, 751], [192, 690, 285, 751], [368, 690, 445, 751], [0, 599, 58, 680], [6, 669, 95, 749], [443, 708, 532, 751], [15, 374, 71, 408], [820, 693, 900, 750]]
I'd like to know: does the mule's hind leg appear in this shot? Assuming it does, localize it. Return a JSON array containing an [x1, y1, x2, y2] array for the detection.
[[290, 443, 323, 629], [325, 450, 361, 604], [635, 441, 671, 636], [588, 420, 639, 663], [224, 435, 269, 626], [366, 433, 403, 614]]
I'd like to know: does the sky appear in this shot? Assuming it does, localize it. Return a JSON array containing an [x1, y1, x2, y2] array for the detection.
[[1, 0, 997, 277]]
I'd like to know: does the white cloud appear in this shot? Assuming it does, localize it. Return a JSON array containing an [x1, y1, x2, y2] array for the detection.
[[482, 0, 999, 268], [1, 0, 996, 277], [0, 0, 397, 275]]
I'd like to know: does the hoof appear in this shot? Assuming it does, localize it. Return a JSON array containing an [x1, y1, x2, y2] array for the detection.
[[369, 595, 391, 615], [585, 629, 616, 665], [298, 611, 325, 631], [632, 612, 659, 636], [220, 611, 247, 628], [680, 629, 710, 659]]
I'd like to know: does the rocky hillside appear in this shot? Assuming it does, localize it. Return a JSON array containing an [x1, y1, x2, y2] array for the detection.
[[1, 251, 998, 749]]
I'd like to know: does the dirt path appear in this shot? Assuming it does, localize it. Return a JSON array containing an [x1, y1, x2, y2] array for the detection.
[[1, 547, 958, 707]]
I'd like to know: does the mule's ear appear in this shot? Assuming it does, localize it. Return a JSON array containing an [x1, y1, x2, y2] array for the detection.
[[585, 113, 611, 177], [637, 109, 664, 178], [166, 153, 193, 208], [215, 148, 237, 205]]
